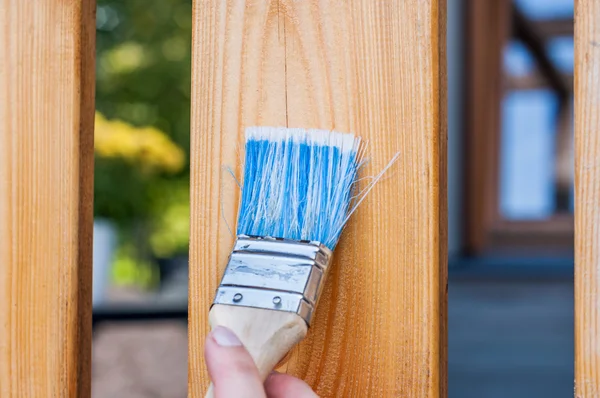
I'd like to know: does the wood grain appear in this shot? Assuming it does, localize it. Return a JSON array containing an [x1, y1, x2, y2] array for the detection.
[[0, 1, 96, 396], [463, 0, 510, 254], [575, 1, 600, 397], [189, 1, 447, 396]]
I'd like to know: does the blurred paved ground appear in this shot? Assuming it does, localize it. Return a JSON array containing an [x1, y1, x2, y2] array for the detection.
[[92, 287, 188, 398], [92, 279, 573, 397], [449, 278, 573, 398], [92, 322, 187, 398]]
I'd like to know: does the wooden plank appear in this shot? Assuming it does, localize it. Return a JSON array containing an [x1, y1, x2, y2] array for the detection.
[[188, 1, 447, 396], [535, 18, 574, 38], [575, 1, 600, 397], [512, 6, 570, 101], [0, 1, 96, 396], [464, 0, 510, 254], [506, 72, 574, 91]]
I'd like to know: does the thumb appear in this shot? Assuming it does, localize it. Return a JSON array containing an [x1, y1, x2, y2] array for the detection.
[[204, 326, 266, 398]]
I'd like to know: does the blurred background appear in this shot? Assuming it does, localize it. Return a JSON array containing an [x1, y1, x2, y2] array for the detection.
[[91, 0, 575, 397]]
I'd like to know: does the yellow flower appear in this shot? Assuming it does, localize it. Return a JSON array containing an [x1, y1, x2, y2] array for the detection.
[[94, 112, 185, 174]]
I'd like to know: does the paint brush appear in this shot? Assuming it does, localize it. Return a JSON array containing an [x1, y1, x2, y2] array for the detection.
[[206, 126, 367, 396]]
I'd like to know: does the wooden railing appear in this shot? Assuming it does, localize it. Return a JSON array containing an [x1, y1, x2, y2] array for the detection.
[[0, 1, 597, 397]]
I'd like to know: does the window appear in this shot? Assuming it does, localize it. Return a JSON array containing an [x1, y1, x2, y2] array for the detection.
[[464, 0, 574, 255]]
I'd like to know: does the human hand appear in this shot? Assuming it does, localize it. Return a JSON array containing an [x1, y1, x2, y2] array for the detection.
[[205, 326, 318, 398]]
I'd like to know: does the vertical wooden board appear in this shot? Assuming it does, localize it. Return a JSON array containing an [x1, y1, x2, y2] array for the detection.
[[189, 1, 447, 397], [463, 0, 510, 254], [0, 1, 96, 397], [575, 1, 600, 397]]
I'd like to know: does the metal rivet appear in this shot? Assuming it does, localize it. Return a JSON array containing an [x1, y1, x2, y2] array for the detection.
[[272, 296, 282, 305], [233, 293, 243, 302]]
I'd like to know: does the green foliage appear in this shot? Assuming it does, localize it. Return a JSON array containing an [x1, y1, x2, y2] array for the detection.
[[94, 112, 185, 225], [96, 0, 192, 154], [94, 0, 192, 286], [148, 179, 190, 258], [95, 156, 154, 224], [112, 238, 158, 287]]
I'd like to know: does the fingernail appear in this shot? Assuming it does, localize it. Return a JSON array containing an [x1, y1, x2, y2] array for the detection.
[[211, 326, 243, 347]]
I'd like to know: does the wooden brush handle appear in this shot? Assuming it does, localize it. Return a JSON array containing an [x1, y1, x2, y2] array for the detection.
[[205, 304, 308, 398]]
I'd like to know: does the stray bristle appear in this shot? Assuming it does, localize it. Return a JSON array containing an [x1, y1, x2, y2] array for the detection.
[[236, 126, 363, 250]]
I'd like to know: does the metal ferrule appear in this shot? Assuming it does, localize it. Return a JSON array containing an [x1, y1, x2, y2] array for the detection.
[[212, 235, 333, 326]]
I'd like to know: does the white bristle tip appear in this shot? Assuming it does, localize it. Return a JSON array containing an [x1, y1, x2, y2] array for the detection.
[[245, 126, 360, 154]]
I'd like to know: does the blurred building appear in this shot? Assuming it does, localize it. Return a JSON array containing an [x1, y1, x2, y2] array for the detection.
[[448, 1, 574, 397]]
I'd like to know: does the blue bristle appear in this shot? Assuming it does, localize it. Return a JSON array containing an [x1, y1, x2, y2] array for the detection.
[[236, 127, 363, 250]]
